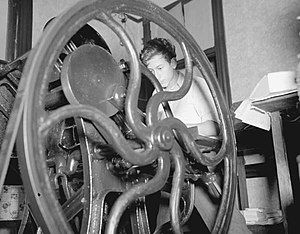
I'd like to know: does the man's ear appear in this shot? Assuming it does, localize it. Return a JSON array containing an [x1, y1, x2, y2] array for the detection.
[[170, 58, 177, 69]]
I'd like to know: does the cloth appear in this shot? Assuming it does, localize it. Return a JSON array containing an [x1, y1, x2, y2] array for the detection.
[[155, 72, 218, 126]]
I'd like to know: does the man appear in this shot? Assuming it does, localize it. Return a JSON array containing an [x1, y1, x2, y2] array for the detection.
[[140, 38, 251, 233], [140, 37, 219, 137]]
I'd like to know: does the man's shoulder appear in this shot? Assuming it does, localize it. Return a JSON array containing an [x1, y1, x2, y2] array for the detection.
[[177, 73, 207, 87], [192, 75, 207, 86], [191, 75, 211, 93]]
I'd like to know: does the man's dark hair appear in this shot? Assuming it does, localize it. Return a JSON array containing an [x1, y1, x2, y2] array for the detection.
[[140, 38, 176, 65]]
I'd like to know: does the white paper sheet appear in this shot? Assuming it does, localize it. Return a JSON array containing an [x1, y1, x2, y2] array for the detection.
[[234, 71, 297, 130]]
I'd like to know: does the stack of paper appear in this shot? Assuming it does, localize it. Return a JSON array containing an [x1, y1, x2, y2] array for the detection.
[[235, 71, 297, 130], [241, 208, 283, 225]]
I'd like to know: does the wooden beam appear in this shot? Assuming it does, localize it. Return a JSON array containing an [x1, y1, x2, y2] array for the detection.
[[211, 0, 232, 106], [142, 19, 151, 46], [6, 0, 32, 61], [270, 112, 294, 234]]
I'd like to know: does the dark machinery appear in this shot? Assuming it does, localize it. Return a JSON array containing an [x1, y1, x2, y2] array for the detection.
[[0, 0, 237, 233]]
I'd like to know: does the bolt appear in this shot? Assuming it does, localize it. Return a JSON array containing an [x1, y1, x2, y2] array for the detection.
[[154, 126, 174, 150]]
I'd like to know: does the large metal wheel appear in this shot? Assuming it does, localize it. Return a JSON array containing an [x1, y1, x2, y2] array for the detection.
[[17, 0, 236, 233]]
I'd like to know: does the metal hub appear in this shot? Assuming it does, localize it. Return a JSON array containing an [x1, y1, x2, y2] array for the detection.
[[61, 44, 126, 116]]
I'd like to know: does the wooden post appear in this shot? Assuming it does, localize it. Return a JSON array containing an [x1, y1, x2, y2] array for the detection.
[[270, 112, 294, 233], [6, 0, 32, 61]]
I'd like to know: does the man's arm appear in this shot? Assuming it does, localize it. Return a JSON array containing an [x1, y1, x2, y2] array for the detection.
[[196, 120, 219, 137], [187, 120, 219, 138]]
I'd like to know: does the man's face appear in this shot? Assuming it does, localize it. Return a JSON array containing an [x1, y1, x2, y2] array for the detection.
[[146, 54, 175, 89]]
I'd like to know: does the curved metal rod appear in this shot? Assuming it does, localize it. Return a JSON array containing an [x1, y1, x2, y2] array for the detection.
[[39, 104, 160, 166], [154, 181, 195, 234], [73, 118, 93, 233], [153, 117, 223, 167], [212, 156, 236, 233], [61, 187, 84, 222], [140, 64, 173, 119], [96, 12, 151, 140], [104, 154, 171, 234], [169, 142, 185, 234], [146, 42, 192, 126], [141, 65, 195, 155], [180, 182, 195, 225]]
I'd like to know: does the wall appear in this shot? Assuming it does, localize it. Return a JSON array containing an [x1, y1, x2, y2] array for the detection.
[[223, 0, 300, 212], [223, 0, 300, 102], [32, 0, 80, 47]]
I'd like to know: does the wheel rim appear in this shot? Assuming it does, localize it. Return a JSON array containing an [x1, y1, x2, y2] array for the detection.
[[18, 0, 236, 233]]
